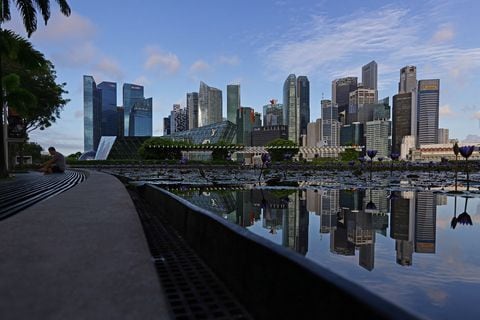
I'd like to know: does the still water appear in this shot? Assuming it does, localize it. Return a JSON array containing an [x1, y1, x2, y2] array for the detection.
[[172, 188, 480, 319]]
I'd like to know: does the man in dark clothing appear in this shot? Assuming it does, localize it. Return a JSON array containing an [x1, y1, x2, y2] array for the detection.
[[40, 147, 66, 174]]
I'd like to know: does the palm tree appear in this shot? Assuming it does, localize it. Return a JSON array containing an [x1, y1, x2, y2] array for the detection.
[[0, 0, 71, 177]]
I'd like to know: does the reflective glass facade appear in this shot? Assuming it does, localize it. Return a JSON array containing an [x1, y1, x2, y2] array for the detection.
[[129, 97, 152, 136], [236, 107, 255, 146], [123, 83, 144, 136], [187, 92, 199, 129], [263, 103, 284, 126], [417, 79, 440, 145], [83, 75, 102, 151], [98, 81, 117, 136], [164, 120, 236, 144], [392, 92, 413, 154], [297, 76, 310, 136], [199, 82, 222, 127], [227, 84, 240, 124]]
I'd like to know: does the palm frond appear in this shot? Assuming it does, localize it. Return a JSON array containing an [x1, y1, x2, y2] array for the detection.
[[55, 0, 70, 16], [34, 0, 50, 25], [1, 0, 12, 21], [15, 0, 38, 36]]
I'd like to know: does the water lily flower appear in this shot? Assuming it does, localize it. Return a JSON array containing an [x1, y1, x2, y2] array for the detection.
[[367, 150, 377, 160], [390, 153, 400, 161], [459, 145, 475, 159]]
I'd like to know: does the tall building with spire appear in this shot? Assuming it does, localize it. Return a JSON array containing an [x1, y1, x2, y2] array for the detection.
[[198, 81, 222, 127]]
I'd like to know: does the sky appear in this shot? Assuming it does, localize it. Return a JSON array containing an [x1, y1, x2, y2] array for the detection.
[[4, 0, 480, 155]]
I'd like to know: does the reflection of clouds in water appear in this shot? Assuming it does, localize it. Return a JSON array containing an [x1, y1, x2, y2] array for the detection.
[[426, 288, 448, 306]]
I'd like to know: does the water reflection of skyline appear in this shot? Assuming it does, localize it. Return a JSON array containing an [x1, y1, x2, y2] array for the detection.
[[176, 188, 449, 271]]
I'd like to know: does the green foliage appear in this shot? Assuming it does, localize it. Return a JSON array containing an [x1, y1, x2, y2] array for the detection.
[[2, 30, 69, 132], [67, 151, 82, 160], [139, 137, 192, 160], [339, 148, 360, 162], [21, 142, 43, 161], [265, 138, 299, 161]]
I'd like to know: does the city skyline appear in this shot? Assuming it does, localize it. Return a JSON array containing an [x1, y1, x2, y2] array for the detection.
[[3, 0, 480, 154]]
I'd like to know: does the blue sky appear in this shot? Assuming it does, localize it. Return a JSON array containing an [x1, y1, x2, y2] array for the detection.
[[4, 0, 480, 154]]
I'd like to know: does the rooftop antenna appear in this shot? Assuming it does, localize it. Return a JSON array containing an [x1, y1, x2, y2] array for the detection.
[[321, 92, 324, 100]]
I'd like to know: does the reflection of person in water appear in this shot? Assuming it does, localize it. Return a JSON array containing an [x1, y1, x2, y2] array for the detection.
[[269, 227, 277, 234]]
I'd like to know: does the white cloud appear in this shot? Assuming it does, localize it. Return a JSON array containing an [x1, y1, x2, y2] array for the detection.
[[217, 55, 240, 66], [462, 134, 480, 143], [262, 6, 480, 86], [474, 111, 480, 120], [93, 58, 124, 81], [133, 76, 151, 86], [431, 24, 455, 44], [32, 12, 96, 43], [144, 47, 181, 74], [440, 104, 455, 117], [189, 60, 211, 73], [74, 110, 83, 119], [52, 41, 98, 67]]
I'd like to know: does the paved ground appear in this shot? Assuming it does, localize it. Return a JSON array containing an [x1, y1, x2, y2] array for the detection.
[[0, 170, 171, 320]]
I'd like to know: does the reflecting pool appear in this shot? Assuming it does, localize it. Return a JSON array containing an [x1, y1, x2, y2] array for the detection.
[[172, 188, 480, 319]]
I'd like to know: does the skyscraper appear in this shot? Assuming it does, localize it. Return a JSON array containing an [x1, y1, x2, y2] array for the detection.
[[128, 97, 152, 136], [399, 66, 417, 94], [417, 79, 440, 145], [332, 77, 358, 123], [83, 75, 102, 151], [116, 106, 124, 137], [321, 100, 340, 146], [227, 84, 240, 124], [236, 107, 255, 146], [348, 86, 376, 124], [392, 92, 414, 154], [97, 81, 117, 137], [263, 100, 284, 126], [438, 128, 449, 144], [123, 83, 144, 136], [171, 104, 187, 133], [283, 74, 299, 144], [198, 81, 222, 127], [365, 120, 390, 158], [297, 76, 310, 135], [187, 92, 199, 130], [306, 119, 322, 147], [362, 61, 378, 102], [415, 192, 437, 254], [163, 116, 171, 135]]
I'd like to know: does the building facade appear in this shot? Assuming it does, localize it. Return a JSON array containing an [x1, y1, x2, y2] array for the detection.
[[332, 77, 358, 123], [123, 83, 145, 136], [362, 60, 378, 102], [171, 104, 188, 133], [417, 79, 440, 145], [365, 120, 390, 158], [236, 107, 255, 146], [306, 119, 323, 147], [392, 92, 414, 154], [187, 92, 199, 130], [263, 101, 284, 126], [399, 66, 417, 94], [251, 125, 288, 146], [348, 87, 376, 124], [128, 97, 152, 136], [297, 76, 310, 135], [83, 75, 102, 151], [283, 74, 299, 144], [227, 84, 240, 125], [438, 128, 449, 144], [199, 81, 222, 127], [97, 81, 117, 137], [321, 100, 340, 147], [340, 122, 364, 146]]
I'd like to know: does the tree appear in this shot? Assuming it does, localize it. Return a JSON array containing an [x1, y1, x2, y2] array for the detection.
[[339, 148, 360, 162], [265, 138, 299, 161], [0, 0, 71, 177]]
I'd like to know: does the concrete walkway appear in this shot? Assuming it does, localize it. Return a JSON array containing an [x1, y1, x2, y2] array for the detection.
[[0, 170, 171, 320]]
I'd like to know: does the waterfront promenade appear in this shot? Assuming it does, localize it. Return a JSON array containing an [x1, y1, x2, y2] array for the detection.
[[0, 171, 171, 319]]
